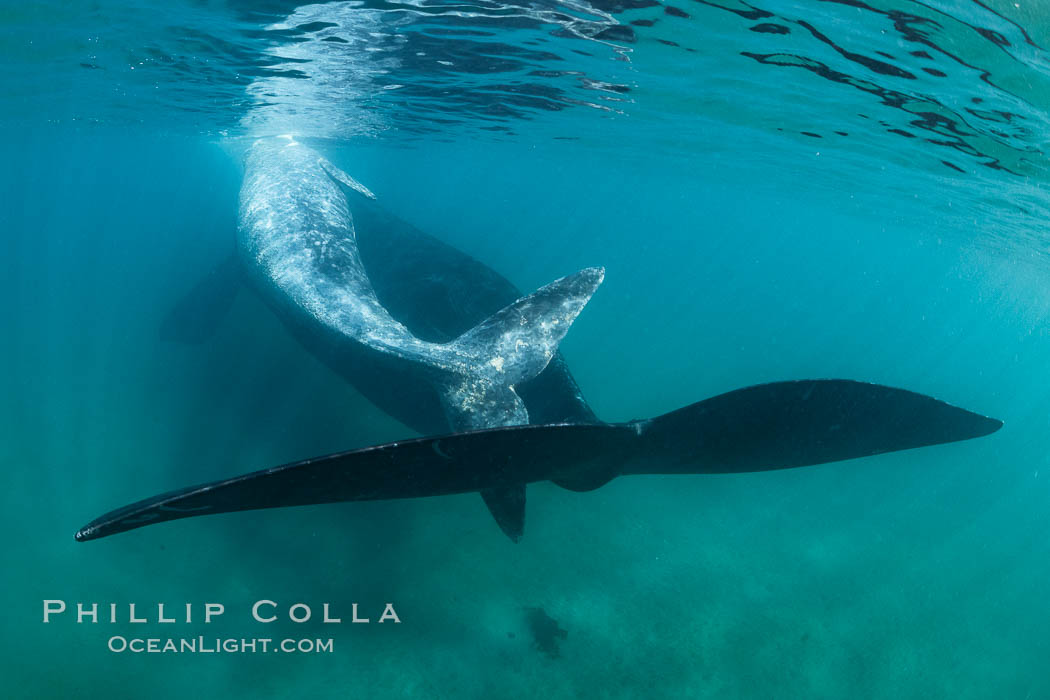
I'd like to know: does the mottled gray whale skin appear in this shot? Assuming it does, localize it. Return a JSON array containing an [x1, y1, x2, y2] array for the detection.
[[238, 136, 603, 433]]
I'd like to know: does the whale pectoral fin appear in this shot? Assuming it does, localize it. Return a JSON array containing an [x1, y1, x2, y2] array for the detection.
[[480, 484, 527, 542], [159, 252, 242, 344], [318, 157, 376, 199]]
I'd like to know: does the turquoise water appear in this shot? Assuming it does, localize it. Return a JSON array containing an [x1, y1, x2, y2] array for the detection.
[[4, 0, 1050, 697]]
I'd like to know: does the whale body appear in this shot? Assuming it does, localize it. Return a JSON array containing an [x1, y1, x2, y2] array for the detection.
[[238, 136, 603, 434]]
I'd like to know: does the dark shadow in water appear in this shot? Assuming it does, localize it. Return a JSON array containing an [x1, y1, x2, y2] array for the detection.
[[525, 606, 569, 659]]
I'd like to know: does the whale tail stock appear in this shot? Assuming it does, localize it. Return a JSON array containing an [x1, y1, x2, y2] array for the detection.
[[74, 379, 1001, 544], [435, 266, 604, 540]]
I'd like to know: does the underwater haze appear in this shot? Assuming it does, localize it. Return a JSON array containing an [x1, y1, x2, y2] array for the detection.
[[4, 0, 1050, 697]]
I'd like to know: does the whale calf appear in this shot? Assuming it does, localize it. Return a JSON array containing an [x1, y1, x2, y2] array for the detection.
[[74, 142, 1004, 543], [239, 136, 602, 433], [158, 135, 606, 538], [230, 135, 605, 538]]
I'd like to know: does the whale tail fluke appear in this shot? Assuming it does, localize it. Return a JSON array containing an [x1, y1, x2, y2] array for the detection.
[[439, 267, 604, 431], [73, 380, 1001, 544], [438, 266, 603, 537], [627, 379, 1003, 476]]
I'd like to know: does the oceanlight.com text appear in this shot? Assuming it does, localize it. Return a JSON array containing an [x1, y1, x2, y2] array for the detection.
[[107, 636, 334, 654]]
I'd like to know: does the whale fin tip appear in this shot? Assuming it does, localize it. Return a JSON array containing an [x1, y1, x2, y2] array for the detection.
[[441, 267, 603, 429], [318, 156, 376, 199], [480, 484, 526, 542]]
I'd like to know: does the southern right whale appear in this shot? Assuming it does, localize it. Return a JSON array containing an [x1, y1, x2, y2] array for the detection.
[[162, 134, 605, 540], [161, 137, 602, 442], [236, 135, 601, 436], [75, 142, 1004, 543]]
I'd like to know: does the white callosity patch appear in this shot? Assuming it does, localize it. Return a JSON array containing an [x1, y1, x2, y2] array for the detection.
[[239, 137, 603, 429]]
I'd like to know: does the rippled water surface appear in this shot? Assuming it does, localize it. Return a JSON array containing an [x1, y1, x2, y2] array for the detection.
[[4, 1, 1050, 698]]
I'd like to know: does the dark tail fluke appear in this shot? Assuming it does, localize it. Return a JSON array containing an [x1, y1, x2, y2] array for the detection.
[[74, 380, 1001, 543], [74, 422, 631, 542], [630, 379, 1002, 475]]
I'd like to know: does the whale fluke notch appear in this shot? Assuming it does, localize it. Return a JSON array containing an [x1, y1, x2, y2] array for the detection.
[[74, 380, 1001, 543]]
